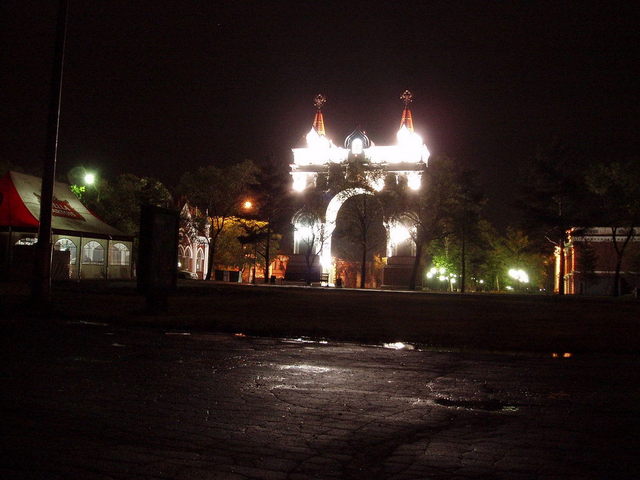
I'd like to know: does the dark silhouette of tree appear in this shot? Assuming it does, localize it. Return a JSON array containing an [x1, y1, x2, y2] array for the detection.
[[586, 159, 640, 296], [250, 155, 294, 283], [237, 218, 282, 283], [178, 160, 258, 280], [447, 169, 486, 292], [515, 141, 590, 294], [382, 155, 460, 290], [80, 173, 173, 236]]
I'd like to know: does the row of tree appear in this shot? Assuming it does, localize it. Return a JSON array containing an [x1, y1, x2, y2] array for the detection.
[[4, 141, 636, 294]]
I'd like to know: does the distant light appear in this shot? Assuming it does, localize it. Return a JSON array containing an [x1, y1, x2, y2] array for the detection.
[[450, 278, 456, 284], [508, 268, 529, 283], [292, 173, 307, 192], [407, 172, 421, 190], [438, 275, 447, 282], [243, 200, 253, 210], [389, 222, 411, 245], [84, 173, 95, 185], [319, 254, 333, 269]]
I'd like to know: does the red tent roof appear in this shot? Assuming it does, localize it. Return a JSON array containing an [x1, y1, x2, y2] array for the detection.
[[0, 171, 130, 239]]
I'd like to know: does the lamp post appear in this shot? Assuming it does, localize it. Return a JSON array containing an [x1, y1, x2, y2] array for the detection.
[[242, 200, 258, 284], [33, 0, 69, 304]]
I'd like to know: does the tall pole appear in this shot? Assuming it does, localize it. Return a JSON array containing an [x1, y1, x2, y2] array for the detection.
[[33, 0, 69, 303]]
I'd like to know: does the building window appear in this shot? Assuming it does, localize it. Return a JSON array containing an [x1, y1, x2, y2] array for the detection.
[[184, 246, 193, 270], [82, 241, 104, 264], [178, 245, 185, 269], [196, 248, 204, 273], [55, 238, 77, 263], [109, 243, 130, 266]]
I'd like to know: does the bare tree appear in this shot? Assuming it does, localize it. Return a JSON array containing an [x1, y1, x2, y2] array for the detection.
[[383, 156, 460, 290], [333, 194, 386, 288]]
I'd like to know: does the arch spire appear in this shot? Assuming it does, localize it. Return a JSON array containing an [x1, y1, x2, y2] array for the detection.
[[312, 94, 327, 136], [399, 90, 414, 132]]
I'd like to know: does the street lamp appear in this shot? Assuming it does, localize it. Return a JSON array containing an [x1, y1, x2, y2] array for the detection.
[[84, 172, 95, 185]]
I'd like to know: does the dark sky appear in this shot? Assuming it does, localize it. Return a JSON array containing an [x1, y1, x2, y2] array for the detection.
[[1, 1, 637, 224]]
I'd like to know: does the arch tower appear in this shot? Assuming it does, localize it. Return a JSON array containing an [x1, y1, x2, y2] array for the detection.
[[287, 91, 430, 287]]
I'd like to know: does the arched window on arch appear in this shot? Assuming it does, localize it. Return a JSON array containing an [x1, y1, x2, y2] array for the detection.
[[109, 243, 130, 266], [55, 238, 77, 264], [82, 241, 104, 264]]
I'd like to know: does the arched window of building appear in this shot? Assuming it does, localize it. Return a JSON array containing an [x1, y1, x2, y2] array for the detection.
[[178, 245, 186, 269], [82, 241, 104, 264], [109, 243, 130, 265], [184, 246, 193, 270], [55, 238, 77, 263], [196, 248, 205, 273]]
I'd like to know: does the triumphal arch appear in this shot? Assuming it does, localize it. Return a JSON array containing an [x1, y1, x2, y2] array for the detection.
[[287, 91, 430, 287]]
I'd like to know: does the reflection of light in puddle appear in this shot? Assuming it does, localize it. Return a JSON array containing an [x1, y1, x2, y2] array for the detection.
[[70, 320, 109, 327], [282, 338, 329, 345], [551, 352, 573, 358], [280, 364, 332, 373], [383, 342, 415, 350]]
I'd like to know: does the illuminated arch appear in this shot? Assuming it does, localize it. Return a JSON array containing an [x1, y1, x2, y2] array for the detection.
[[319, 187, 373, 274]]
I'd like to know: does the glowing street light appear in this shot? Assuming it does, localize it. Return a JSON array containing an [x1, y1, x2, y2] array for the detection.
[[242, 200, 253, 210], [508, 268, 529, 283]]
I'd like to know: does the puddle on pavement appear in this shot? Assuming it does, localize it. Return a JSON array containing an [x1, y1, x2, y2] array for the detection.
[[382, 342, 415, 350], [68, 320, 109, 327], [435, 398, 519, 412], [281, 337, 329, 345], [280, 364, 332, 373]]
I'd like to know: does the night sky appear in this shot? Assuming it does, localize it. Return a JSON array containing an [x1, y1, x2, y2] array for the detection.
[[1, 1, 637, 224]]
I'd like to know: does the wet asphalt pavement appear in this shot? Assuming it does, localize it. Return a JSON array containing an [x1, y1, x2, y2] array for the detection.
[[1, 321, 639, 479]]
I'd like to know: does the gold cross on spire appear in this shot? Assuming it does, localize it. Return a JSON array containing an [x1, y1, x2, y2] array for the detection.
[[400, 90, 413, 106], [314, 94, 327, 111]]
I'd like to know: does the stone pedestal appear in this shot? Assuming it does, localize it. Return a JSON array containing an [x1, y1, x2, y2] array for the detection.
[[284, 254, 322, 282], [382, 256, 420, 289]]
